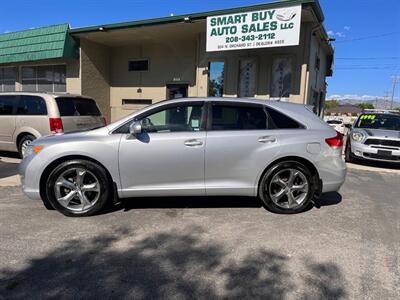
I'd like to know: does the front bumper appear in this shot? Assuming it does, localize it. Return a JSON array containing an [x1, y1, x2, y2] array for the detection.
[[350, 141, 400, 162], [19, 154, 42, 200]]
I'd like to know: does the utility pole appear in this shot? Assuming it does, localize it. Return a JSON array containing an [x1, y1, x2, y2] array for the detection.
[[390, 76, 400, 110], [383, 91, 390, 110]]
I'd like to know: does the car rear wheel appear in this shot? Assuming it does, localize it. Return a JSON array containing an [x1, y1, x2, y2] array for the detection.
[[18, 134, 35, 158], [45, 159, 111, 217], [259, 161, 315, 214]]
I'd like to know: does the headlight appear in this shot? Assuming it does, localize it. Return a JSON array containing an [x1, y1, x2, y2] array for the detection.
[[351, 132, 364, 142]]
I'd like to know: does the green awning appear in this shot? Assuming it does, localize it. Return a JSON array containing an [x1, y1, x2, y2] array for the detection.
[[0, 24, 78, 65]]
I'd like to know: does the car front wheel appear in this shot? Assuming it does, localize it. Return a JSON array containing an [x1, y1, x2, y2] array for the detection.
[[345, 141, 357, 163], [259, 161, 315, 214], [45, 159, 111, 217]]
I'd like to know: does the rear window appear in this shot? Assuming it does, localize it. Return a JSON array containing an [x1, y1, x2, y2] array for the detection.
[[266, 107, 302, 129], [56, 97, 101, 116]]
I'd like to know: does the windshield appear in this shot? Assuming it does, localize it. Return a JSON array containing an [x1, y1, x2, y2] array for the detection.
[[355, 114, 400, 131]]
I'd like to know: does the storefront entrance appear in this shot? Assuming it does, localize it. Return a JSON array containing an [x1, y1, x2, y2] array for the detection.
[[167, 84, 188, 100]]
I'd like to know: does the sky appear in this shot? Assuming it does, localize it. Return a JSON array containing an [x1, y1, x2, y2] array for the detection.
[[1, 0, 399, 100]]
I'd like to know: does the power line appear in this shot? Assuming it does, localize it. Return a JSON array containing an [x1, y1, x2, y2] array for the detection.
[[335, 64, 400, 67], [334, 32, 400, 43], [336, 57, 400, 60], [335, 67, 400, 70]]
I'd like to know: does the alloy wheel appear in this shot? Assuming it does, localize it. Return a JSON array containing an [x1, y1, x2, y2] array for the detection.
[[54, 167, 101, 212], [20, 140, 32, 157], [267, 168, 309, 209]]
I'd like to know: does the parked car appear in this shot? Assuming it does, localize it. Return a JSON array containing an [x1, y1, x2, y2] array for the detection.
[[20, 98, 347, 217], [326, 119, 347, 135], [345, 112, 400, 163], [0, 93, 106, 157]]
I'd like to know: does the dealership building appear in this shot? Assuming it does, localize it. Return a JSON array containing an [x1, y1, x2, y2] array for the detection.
[[0, 0, 333, 122]]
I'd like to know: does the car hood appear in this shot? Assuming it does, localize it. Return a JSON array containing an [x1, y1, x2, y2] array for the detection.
[[32, 126, 110, 145], [362, 129, 400, 139]]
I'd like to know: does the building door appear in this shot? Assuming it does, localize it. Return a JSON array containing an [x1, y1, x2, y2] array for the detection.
[[167, 84, 188, 100], [238, 58, 257, 97]]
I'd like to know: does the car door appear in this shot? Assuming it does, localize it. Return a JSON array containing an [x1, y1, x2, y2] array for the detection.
[[118, 101, 207, 197], [15, 95, 48, 137], [0, 95, 17, 151], [205, 101, 281, 196]]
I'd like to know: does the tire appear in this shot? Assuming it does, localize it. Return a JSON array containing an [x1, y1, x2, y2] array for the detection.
[[45, 159, 111, 217], [18, 134, 35, 158], [259, 161, 315, 214], [345, 141, 357, 163], [42, 198, 55, 210]]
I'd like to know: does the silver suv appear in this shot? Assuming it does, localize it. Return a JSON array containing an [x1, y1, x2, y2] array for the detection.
[[345, 112, 400, 163], [20, 98, 347, 217], [0, 93, 105, 156]]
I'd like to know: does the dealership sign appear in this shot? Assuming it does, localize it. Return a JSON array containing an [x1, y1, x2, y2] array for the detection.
[[206, 5, 301, 52]]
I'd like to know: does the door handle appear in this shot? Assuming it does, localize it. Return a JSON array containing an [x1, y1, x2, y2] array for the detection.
[[258, 136, 277, 144], [184, 139, 203, 147]]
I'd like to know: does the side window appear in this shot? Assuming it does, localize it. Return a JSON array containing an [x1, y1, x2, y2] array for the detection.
[[17, 95, 47, 116], [139, 104, 204, 133], [211, 104, 267, 130], [266, 107, 302, 129], [0, 95, 17, 115]]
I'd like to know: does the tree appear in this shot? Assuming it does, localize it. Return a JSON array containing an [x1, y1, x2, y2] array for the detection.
[[357, 103, 374, 110], [325, 100, 339, 110]]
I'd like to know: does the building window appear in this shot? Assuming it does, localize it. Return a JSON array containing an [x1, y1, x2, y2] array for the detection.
[[122, 99, 152, 105], [270, 57, 292, 98], [238, 58, 257, 98], [128, 60, 149, 71], [0, 67, 17, 92], [22, 65, 66, 92], [208, 61, 225, 97]]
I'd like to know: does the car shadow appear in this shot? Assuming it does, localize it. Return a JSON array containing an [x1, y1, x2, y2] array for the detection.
[[120, 196, 262, 212], [0, 151, 20, 159], [103, 192, 343, 215], [350, 159, 400, 170], [314, 192, 342, 208], [0, 156, 20, 179], [0, 225, 348, 299]]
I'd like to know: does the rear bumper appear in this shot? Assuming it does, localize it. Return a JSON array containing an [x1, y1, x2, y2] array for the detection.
[[317, 154, 347, 193]]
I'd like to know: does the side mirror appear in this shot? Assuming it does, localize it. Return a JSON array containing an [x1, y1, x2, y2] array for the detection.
[[129, 121, 142, 135]]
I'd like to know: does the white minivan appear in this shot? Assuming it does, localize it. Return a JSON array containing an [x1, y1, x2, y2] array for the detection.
[[0, 93, 105, 157]]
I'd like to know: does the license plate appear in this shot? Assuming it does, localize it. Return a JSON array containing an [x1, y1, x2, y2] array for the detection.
[[377, 150, 392, 157]]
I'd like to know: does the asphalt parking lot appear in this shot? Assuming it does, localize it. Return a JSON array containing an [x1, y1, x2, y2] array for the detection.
[[0, 154, 399, 299]]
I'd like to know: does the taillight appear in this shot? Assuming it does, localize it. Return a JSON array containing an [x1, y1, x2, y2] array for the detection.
[[49, 118, 63, 133], [101, 117, 107, 125], [325, 131, 343, 149]]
